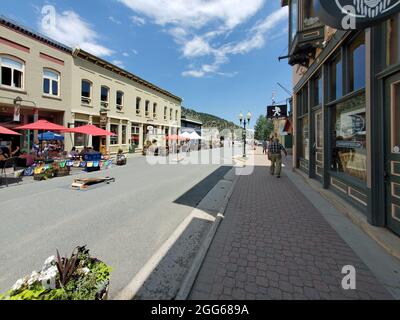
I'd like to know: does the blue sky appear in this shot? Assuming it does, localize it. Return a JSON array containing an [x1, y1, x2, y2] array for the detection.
[[2, 0, 292, 127]]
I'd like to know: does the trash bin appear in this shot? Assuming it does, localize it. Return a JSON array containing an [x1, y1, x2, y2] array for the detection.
[[83, 152, 102, 172]]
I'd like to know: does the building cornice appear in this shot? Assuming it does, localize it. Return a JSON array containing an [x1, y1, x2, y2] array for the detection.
[[0, 15, 72, 54]]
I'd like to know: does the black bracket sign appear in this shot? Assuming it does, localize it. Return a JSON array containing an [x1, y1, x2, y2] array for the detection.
[[315, 0, 400, 30], [267, 105, 288, 119]]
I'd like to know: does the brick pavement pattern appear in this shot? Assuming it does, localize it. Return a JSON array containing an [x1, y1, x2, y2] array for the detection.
[[189, 153, 392, 300]]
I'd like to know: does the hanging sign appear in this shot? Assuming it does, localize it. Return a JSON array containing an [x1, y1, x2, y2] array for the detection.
[[13, 105, 21, 122], [267, 105, 288, 119], [315, 0, 400, 30], [100, 112, 108, 128]]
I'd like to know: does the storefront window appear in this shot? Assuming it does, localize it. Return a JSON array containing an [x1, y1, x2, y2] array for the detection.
[[131, 124, 140, 146], [349, 34, 366, 92], [386, 13, 400, 66], [331, 93, 367, 182], [81, 80, 92, 104], [153, 103, 157, 118], [132, 98, 139, 116], [312, 73, 322, 106], [110, 124, 119, 145], [299, 117, 309, 160], [101, 86, 109, 103], [121, 125, 127, 145], [74, 121, 86, 147], [392, 82, 400, 153], [116, 91, 124, 110], [316, 112, 323, 149], [0, 56, 24, 89], [43, 69, 60, 96], [330, 55, 343, 101], [303, 0, 319, 29], [145, 101, 150, 117]]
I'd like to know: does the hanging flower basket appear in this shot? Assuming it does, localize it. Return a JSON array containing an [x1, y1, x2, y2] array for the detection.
[[0, 246, 112, 300]]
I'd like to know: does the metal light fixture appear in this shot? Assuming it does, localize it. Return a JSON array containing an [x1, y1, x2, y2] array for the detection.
[[247, 112, 252, 122], [14, 96, 23, 105], [239, 111, 251, 158]]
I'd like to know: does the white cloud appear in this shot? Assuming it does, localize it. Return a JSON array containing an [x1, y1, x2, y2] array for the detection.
[[131, 15, 146, 26], [131, 49, 139, 55], [122, 52, 130, 57], [119, 0, 264, 29], [118, 1, 288, 78], [109, 16, 122, 24], [112, 60, 125, 68], [182, 37, 212, 58], [181, 7, 288, 78], [39, 10, 114, 57], [182, 70, 205, 78]]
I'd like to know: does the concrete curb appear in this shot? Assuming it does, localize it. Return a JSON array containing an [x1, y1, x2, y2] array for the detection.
[[295, 169, 400, 262], [175, 169, 240, 300]]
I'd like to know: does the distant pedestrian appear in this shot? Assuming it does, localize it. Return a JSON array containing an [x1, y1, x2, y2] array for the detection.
[[268, 138, 287, 178], [262, 140, 268, 154]]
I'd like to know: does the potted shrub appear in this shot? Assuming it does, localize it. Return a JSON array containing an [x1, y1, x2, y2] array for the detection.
[[0, 246, 111, 300]]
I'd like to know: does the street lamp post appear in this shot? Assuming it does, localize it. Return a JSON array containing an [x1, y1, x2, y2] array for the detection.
[[239, 112, 252, 158]]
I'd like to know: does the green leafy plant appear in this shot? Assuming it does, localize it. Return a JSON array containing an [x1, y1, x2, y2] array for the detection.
[[1, 246, 112, 300]]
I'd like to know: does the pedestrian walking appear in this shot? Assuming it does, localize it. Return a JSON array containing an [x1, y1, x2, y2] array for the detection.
[[268, 138, 287, 178], [262, 140, 268, 154]]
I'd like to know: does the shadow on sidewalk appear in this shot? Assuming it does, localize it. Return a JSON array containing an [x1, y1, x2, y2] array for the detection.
[[174, 166, 232, 208]]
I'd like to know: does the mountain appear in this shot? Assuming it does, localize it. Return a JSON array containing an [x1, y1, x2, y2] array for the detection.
[[182, 107, 241, 131]]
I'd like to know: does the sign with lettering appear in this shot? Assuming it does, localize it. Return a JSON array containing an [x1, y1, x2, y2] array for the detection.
[[315, 0, 400, 30], [267, 105, 288, 119]]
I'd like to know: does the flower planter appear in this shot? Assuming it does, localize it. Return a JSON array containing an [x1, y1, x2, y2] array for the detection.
[[0, 246, 111, 300]]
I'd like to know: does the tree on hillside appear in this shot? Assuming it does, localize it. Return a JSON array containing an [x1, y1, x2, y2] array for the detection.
[[254, 116, 274, 141]]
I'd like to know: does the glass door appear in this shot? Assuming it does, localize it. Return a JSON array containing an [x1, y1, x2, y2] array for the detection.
[[385, 73, 400, 236], [314, 111, 324, 179]]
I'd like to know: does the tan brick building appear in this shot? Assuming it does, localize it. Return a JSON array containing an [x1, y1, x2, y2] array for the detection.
[[0, 16, 182, 155]]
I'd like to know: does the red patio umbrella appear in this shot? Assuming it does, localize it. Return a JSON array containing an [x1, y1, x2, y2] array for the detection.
[[15, 120, 68, 131], [0, 125, 21, 136], [165, 134, 189, 141], [66, 124, 116, 136]]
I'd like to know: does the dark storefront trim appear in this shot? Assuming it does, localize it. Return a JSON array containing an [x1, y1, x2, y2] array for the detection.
[[295, 30, 369, 216]]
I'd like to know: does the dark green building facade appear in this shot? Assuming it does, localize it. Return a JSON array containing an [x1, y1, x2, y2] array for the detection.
[[281, 0, 400, 237]]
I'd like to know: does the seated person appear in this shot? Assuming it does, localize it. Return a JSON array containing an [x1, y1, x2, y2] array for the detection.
[[69, 147, 79, 159], [19, 151, 35, 167], [0, 149, 7, 161], [0, 146, 11, 158], [11, 146, 21, 157], [79, 147, 88, 157], [116, 149, 127, 165]]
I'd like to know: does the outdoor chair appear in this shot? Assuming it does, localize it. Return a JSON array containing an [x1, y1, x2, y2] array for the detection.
[[0, 157, 22, 187]]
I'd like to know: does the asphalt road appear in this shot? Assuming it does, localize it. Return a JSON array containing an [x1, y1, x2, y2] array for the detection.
[[0, 146, 241, 297]]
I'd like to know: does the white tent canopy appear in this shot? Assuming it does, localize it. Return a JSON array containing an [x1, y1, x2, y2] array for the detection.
[[180, 131, 192, 139], [189, 131, 203, 140]]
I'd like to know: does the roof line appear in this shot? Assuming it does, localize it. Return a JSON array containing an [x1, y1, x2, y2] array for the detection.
[[74, 48, 182, 103], [0, 15, 182, 103], [0, 15, 72, 53]]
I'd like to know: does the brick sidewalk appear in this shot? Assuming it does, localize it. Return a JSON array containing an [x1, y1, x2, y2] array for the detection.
[[189, 152, 392, 300]]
